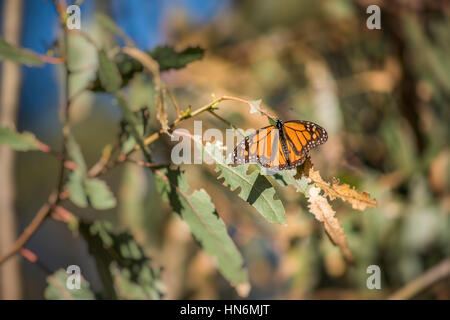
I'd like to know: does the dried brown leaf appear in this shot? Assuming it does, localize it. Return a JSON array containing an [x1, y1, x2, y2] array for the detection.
[[305, 162, 377, 211], [307, 186, 354, 263]]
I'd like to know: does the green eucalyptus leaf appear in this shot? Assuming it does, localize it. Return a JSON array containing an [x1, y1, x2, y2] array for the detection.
[[191, 136, 286, 224], [0, 126, 44, 151], [85, 178, 117, 210], [67, 170, 88, 208], [45, 269, 95, 300], [98, 50, 122, 93], [155, 168, 249, 288], [80, 221, 164, 300], [150, 46, 204, 71], [0, 37, 44, 66]]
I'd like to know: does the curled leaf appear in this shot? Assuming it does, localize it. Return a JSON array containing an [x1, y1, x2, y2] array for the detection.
[[307, 186, 354, 263], [307, 166, 377, 211]]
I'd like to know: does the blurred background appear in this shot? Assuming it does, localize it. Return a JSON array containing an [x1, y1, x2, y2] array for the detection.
[[0, 0, 449, 299]]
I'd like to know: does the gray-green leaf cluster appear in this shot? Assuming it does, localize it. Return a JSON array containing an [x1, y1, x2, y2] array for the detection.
[[155, 168, 248, 287], [66, 134, 116, 210], [80, 220, 164, 299]]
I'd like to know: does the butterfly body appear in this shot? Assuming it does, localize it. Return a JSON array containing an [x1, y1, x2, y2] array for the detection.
[[233, 119, 328, 171]]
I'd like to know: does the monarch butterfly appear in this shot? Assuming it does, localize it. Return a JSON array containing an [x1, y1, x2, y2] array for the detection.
[[233, 119, 328, 170]]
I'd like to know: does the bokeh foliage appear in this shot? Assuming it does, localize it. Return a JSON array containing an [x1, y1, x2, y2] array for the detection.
[[0, 0, 449, 299]]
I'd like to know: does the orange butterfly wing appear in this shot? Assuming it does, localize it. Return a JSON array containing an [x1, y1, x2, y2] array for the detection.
[[233, 125, 279, 166], [283, 120, 328, 153], [233, 120, 328, 171], [281, 120, 328, 169]]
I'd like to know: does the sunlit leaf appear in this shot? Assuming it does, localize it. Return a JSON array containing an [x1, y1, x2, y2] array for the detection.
[[307, 166, 377, 211], [173, 129, 286, 224], [154, 168, 249, 291], [271, 168, 310, 194], [307, 186, 354, 263], [198, 137, 286, 224]]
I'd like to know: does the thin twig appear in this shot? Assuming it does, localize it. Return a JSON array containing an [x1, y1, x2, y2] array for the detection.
[[208, 109, 245, 137], [0, 191, 58, 265], [37, 54, 65, 65], [388, 258, 450, 300], [122, 46, 160, 88], [167, 88, 182, 118], [128, 159, 170, 169], [142, 96, 256, 147], [87, 145, 114, 178], [0, 0, 26, 298]]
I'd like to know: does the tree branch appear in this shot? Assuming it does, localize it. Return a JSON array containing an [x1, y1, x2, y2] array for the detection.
[[0, 191, 58, 265], [0, 1, 72, 267], [388, 258, 450, 300], [0, 0, 24, 299], [0, 19, 277, 266]]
